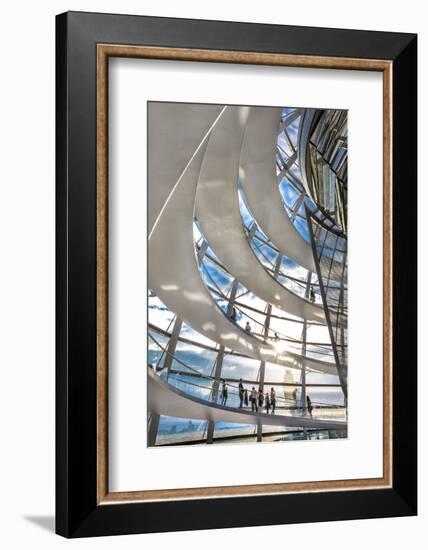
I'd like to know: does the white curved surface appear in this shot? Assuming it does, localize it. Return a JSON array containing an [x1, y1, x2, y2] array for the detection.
[[148, 106, 336, 375], [148, 111, 275, 362], [148, 102, 223, 234], [240, 106, 316, 272], [195, 105, 325, 324], [148, 370, 346, 430]]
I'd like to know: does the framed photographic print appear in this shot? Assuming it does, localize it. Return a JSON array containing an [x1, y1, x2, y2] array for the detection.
[[56, 11, 417, 537]]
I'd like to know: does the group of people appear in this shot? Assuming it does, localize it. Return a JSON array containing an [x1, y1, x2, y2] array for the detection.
[[238, 379, 276, 413], [220, 379, 276, 413], [219, 378, 314, 417]]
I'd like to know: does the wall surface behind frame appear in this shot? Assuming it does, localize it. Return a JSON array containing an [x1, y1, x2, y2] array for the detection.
[[0, 0, 425, 548]]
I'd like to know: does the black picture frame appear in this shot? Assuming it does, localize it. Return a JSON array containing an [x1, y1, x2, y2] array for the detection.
[[56, 10, 417, 538]]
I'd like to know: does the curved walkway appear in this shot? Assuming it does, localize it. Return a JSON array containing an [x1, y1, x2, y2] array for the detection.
[[148, 369, 346, 430]]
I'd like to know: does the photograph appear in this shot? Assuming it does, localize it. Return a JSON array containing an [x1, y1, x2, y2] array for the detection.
[[147, 102, 348, 446], [0, 0, 420, 545]]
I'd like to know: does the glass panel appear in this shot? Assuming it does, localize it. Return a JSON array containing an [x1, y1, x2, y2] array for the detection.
[[179, 321, 219, 348], [221, 353, 260, 381], [171, 340, 218, 377], [148, 295, 176, 331], [148, 330, 170, 370], [155, 415, 208, 445], [213, 422, 257, 441], [264, 362, 298, 384]]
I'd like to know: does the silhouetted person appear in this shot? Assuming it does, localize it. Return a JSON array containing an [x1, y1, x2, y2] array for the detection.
[[245, 321, 252, 334], [270, 387, 276, 414], [265, 392, 270, 414], [250, 387, 258, 412], [238, 378, 244, 408], [258, 388, 264, 409], [221, 379, 228, 406], [274, 332, 280, 341], [310, 287, 316, 303], [244, 388, 249, 407], [307, 395, 313, 417], [230, 306, 237, 321]]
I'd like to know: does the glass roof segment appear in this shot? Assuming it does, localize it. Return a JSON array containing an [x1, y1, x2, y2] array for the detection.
[[299, 109, 348, 232]]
